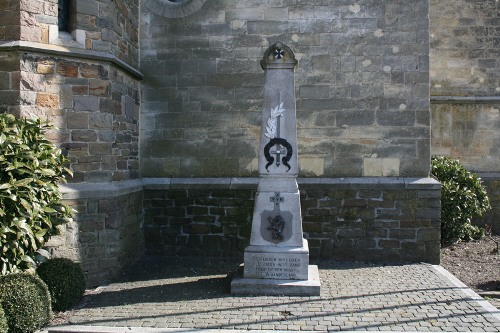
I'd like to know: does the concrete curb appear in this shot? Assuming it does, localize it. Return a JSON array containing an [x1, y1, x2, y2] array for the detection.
[[47, 326, 500, 333], [431, 265, 500, 321], [478, 291, 500, 299]]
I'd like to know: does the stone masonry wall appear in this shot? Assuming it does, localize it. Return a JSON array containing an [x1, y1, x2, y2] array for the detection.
[[0, 0, 142, 182], [18, 0, 57, 44], [430, 0, 500, 96], [76, 0, 139, 67], [431, 103, 500, 172], [430, 0, 500, 232], [0, 0, 140, 68], [144, 187, 254, 256], [0, 0, 21, 41], [140, 0, 431, 178], [17, 52, 140, 183], [0, 52, 20, 115], [47, 182, 144, 287], [143, 178, 441, 264], [0, 0, 144, 287]]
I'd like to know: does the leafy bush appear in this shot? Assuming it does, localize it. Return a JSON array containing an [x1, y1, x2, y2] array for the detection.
[[0, 273, 51, 333], [431, 156, 491, 245], [36, 258, 86, 311], [0, 113, 73, 274], [0, 304, 8, 333]]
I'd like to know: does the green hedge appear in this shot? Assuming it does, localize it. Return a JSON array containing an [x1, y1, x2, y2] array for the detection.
[[431, 156, 491, 245], [0, 304, 8, 333], [37, 258, 86, 311], [0, 114, 73, 274], [0, 273, 51, 333]]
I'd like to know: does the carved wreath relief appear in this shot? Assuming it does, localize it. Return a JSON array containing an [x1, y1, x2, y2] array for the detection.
[[263, 102, 293, 171]]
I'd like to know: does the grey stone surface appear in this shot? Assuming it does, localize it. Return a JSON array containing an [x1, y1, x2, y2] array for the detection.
[[76, 0, 99, 16], [430, 0, 500, 97], [60, 179, 143, 199], [139, 177, 441, 263], [237, 42, 316, 294], [243, 244, 309, 280], [231, 264, 320, 296], [140, 0, 431, 178], [429, 0, 500, 233], [42, 257, 500, 332]]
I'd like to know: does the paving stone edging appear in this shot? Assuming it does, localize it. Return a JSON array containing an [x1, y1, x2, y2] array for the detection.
[[431, 265, 500, 322]]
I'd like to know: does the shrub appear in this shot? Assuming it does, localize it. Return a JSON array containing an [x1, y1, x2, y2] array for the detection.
[[431, 156, 491, 245], [0, 273, 51, 333], [0, 113, 73, 274], [36, 258, 86, 311], [0, 304, 8, 333]]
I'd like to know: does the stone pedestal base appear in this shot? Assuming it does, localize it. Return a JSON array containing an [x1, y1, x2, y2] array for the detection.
[[243, 243, 310, 280], [231, 240, 321, 296], [231, 264, 321, 296]]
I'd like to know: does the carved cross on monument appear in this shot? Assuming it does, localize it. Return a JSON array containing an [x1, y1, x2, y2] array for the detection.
[[274, 48, 285, 59], [270, 192, 284, 211], [268, 192, 285, 241], [270, 146, 284, 167]]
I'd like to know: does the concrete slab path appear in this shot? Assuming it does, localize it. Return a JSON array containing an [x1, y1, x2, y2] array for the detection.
[[44, 257, 499, 332]]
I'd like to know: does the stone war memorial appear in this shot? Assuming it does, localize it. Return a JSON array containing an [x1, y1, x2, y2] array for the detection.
[[231, 42, 320, 295], [4, 0, 500, 288]]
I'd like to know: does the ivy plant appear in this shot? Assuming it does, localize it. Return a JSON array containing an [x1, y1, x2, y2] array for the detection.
[[431, 156, 491, 245], [0, 113, 73, 274]]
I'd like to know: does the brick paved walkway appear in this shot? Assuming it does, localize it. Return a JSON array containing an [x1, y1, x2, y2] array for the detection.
[[46, 257, 499, 332]]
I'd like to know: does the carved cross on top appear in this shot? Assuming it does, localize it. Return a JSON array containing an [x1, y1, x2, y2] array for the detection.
[[270, 192, 284, 211], [274, 48, 285, 59]]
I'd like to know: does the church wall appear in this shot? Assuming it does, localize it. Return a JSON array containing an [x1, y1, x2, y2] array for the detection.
[[138, 0, 441, 265], [430, 0, 500, 97], [143, 178, 441, 264], [0, 51, 20, 115], [75, 0, 140, 68], [17, 52, 141, 183], [0, 0, 142, 182], [1, 0, 451, 285], [430, 0, 500, 232], [27, 51, 144, 285], [140, 0, 431, 178], [0, 0, 20, 41], [47, 181, 144, 287], [0, 0, 144, 285], [18, 0, 57, 44]]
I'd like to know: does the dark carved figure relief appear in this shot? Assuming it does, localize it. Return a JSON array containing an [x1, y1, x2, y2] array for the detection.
[[267, 215, 285, 240], [262, 192, 289, 243]]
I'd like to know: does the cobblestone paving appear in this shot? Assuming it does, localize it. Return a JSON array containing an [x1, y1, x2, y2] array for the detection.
[[52, 258, 500, 332]]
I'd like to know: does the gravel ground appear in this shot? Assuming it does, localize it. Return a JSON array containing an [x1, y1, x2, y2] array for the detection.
[[440, 235, 499, 292], [440, 234, 500, 309]]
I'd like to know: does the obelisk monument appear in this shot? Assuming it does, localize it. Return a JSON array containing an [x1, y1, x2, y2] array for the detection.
[[231, 41, 320, 295]]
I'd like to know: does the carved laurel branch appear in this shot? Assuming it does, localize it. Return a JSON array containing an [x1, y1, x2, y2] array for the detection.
[[264, 102, 285, 139]]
